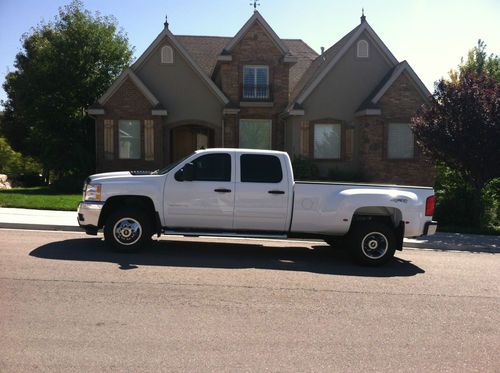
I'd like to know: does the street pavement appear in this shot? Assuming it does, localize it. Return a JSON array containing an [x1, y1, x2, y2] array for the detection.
[[0, 207, 498, 252], [0, 229, 499, 372]]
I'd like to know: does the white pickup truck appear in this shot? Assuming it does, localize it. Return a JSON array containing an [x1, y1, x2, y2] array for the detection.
[[77, 148, 437, 265]]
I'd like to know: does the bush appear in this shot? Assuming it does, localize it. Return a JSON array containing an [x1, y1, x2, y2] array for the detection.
[[326, 168, 366, 182], [434, 164, 499, 232], [292, 157, 320, 180], [0, 136, 41, 177]]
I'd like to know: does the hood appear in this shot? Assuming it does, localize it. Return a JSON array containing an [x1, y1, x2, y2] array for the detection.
[[87, 171, 131, 183]]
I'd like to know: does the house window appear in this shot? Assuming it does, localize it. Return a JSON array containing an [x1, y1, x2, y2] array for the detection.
[[161, 45, 173, 64], [119, 120, 141, 159], [313, 123, 341, 159], [144, 120, 154, 161], [357, 39, 369, 58], [387, 123, 414, 159], [239, 119, 272, 149], [103, 119, 114, 160], [243, 65, 269, 99]]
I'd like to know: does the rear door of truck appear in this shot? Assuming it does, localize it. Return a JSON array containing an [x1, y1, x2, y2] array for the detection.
[[233, 152, 292, 232]]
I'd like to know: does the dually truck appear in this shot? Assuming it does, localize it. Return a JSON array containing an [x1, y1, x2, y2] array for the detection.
[[77, 148, 437, 265]]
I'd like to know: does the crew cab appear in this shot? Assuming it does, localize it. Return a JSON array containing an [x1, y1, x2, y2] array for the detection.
[[77, 148, 437, 265]]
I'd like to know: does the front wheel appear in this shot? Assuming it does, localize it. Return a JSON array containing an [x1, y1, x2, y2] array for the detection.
[[103, 209, 152, 252], [348, 222, 396, 266]]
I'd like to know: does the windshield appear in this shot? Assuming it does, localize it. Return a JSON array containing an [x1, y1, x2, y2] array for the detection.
[[153, 153, 193, 175]]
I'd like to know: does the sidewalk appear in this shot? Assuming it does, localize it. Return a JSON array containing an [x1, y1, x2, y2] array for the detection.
[[0, 207, 498, 253]]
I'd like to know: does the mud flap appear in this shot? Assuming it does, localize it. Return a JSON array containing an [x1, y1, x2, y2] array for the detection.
[[395, 221, 405, 251]]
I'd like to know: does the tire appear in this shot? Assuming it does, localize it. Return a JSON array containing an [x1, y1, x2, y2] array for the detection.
[[348, 222, 396, 266], [103, 208, 152, 252]]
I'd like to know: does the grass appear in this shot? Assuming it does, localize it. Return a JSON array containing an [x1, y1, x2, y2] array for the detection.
[[0, 187, 81, 211]]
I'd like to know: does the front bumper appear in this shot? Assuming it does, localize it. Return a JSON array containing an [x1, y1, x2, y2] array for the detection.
[[423, 220, 438, 236], [77, 201, 104, 233]]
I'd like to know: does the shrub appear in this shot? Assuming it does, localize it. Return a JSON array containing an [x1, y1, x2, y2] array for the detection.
[[292, 157, 320, 180], [434, 163, 499, 232]]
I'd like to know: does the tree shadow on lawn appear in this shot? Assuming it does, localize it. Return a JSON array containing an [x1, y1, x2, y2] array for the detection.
[[29, 237, 425, 277]]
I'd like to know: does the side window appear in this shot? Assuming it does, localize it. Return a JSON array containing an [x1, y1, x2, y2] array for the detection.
[[193, 153, 231, 181], [240, 154, 283, 183]]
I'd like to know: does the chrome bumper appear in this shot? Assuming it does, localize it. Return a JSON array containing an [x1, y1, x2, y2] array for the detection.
[[77, 201, 104, 230]]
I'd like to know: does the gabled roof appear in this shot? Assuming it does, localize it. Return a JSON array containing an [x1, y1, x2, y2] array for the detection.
[[175, 35, 318, 92], [223, 11, 289, 55], [357, 61, 431, 112], [130, 27, 229, 105], [97, 68, 160, 106], [290, 20, 399, 106]]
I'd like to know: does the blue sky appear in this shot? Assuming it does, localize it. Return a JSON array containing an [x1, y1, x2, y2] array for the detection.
[[0, 0, 499, 108]]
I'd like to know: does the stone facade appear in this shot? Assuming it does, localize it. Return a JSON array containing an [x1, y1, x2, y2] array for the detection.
[[358, 73, 435, 186]]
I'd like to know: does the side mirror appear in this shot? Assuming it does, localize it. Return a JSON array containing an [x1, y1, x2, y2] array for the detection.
[[175, 163, 194, 182]]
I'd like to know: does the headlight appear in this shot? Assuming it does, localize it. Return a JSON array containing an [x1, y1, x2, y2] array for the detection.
[[84, 183, 102, 201]]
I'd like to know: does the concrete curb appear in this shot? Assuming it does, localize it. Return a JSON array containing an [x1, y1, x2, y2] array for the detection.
[[0, 222, 82, 232]]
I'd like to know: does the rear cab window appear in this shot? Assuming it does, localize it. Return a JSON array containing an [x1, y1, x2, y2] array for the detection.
[[240, 154, 283, 183]]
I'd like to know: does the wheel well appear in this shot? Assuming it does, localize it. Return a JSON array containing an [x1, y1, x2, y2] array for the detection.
[[352, 206, 403, 228], [98, 196, 157, 230]]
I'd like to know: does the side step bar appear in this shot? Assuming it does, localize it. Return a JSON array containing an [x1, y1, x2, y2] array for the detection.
[[162, 229, 288, 240]]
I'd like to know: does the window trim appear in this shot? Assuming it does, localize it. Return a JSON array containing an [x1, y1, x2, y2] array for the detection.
[[118, 119, 142, 160], [242, 65, 270, 99], [161, 45, 174, 64], [386, 122, 416, 160], [239, 118, 273, 150], [309, 121, 345, 160], [357, 39, 369, 58]]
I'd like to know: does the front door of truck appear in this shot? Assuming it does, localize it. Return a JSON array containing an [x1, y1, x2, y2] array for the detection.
[[164, 152, 235, 230]]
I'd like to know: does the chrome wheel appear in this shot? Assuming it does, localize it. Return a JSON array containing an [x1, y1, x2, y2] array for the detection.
[[113, 218, 142, 246], [361, 232, 388, 260]]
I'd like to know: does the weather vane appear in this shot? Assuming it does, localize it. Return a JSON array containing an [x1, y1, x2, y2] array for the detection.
[[250, 0, 260, 11]]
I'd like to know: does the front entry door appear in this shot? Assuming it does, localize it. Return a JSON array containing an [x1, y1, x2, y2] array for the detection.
[[171, 126, 213, 162]]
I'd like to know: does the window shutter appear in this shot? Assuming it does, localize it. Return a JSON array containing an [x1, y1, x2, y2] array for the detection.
[[104, 119, 114, 160], [300, 122, 309, 157], [345, 128, 354, 161], [144, 120, 155, 161]]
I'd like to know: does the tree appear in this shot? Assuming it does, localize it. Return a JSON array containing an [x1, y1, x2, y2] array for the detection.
[[1, 0, 133, 183], [412, 41, 499, 226]]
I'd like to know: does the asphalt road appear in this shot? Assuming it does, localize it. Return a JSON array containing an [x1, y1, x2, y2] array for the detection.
[[0, 229, 499, 372]]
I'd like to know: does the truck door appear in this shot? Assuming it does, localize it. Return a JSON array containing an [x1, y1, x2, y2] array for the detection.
[[164, 152, 235, 230], [234, 153, 289, 232]]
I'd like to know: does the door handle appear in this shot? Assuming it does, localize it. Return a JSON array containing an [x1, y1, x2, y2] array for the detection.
[[268, 190, 285, 194], [214, 188, 232, 193]]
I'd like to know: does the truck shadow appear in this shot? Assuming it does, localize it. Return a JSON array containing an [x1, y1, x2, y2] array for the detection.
[[29, 237, 425, 277]]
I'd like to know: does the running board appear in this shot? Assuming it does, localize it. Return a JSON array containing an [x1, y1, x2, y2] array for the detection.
[[162, 229, 288, 240]]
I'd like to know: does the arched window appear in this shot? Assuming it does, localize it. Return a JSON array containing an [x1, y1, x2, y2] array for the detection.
[[161, 45, 173, 64], [357, 39, 369, 58]]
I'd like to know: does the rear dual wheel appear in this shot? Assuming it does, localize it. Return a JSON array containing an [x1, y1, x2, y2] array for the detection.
[[348, 222, 396, 266]]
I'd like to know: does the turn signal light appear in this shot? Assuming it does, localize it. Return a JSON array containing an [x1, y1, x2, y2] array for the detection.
[[425, 195, 435, 216]]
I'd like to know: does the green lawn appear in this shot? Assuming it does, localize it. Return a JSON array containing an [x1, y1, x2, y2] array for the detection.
[[0, 187, 81, 211]]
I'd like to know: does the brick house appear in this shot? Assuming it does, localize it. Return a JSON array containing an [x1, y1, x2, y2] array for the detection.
[[88, 11, 434, 186]]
